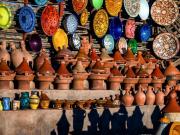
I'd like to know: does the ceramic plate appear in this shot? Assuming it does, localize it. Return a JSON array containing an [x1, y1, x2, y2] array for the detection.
[[29, 34, 42, 52], [151, 0, 179, 26], [41, 5, 59, 36], [103, 34, 114, 53], [116, 37, 127, 54], [124, 0, 140, 17], [80, 9, 89, 26], [72, 0, 88, 14], [153, 33, 179, 60], [19, 6, 35, 33], [128, 39, 138, 54], [139, 24, 152, 42], [64, 14, 78, 34], [91, 0, 104, 10], [0, 4, 12, 29], [125, 19, 136, 39], [105, 0, 122, 16], [93, 9, 109, 38], [71, 33, 81, 50], [52, 28, 68, 51], [139, 0, 149, 20], [34, 0, 47, 6]]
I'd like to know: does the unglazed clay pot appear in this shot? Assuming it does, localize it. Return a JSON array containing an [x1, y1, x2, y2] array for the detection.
[[155, 89, 165, 106], [89, 48, 99, 61], [164, 61, 179, 76], [0, 40, 10, 64], [113, 50, 126, 64], [137, 51, 146, 65], [134, 86, 146, 106], [125, 19, 136, 39], [122, 90, 134, 107], [30, 91, 40, 110], [124, 47, 138, 67], [145, 86, 155, 105]]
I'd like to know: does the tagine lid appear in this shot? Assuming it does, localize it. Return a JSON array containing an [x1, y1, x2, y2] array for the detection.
[[100, 48, 113, 62], [151, 64, 164, 79], [137, 51, 146, 65], [110, 65, 122, 76], [55, 46, 74, 59], [125, 66, 136, 78], [124, 47, 135, 61], [92, 59, 105, 73], [89, 48, 100, 61], [164, 61, 180, 76], [15, 58, 33, 75], [137, 66, 149, 78], [76, 47, 89, 60], [0, 59, 12, 74], [73, 61, 86, 73], [56, 61, 71, 77], [38, 58, 55, 74], [113, 50, 126, 63], [72, 0, 88, 14]]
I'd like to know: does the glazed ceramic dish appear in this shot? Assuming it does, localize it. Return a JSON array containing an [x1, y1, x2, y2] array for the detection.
[[151, 0, 179, 26], [153, 33, 179, 59], [19, 6, 35, 33], [105, 0, 122, 16], [34, 0, 47, 6], [0, 4, 12, 29], [139, 0, 149, 20], [139, 24, 152, 42], [41, 5, 59, 36], [52, 28, 68, 51], [124, 0, 140, 17], [72, 0, 88, 14], [80, 9, 89, 26], [116, 37, 127, 54], [91, 0, 104, 10], [71, 33, 81, 50], [125, 19, 136, 39], [93, 9, 109, 38], [64, 14, 78, 34], [29, 34, 42, 52], [103, 34, 114, 54]]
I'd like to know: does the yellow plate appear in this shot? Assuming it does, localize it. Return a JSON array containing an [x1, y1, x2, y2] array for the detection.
[[105, 0, 122, 16], [52, 28, 68, 51], [80, 9, 89, 26], [93, 9, 109, 38]]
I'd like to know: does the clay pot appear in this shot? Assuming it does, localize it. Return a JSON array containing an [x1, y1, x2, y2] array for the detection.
[[10, 42, 24, 68], [164, 85, 171, 96], [137, 51, 146, 65], [151, 64, 164, 79], [30, 91, 40, 110], [164, 61, 179, 76], [145, 86, 155, 105], [76, 46, 89, 61], [134, 86, 146, 106], [145, 62, 155, 75], [0, 40, 10, 64], [55, 46, 74, 60], [40, 92, 50, 109], [113, 50, 126, 64], [122, 90, 134, 107], [100, 48, 113, 62], [155, 89, 165, 106], [144, 51, 158, 63], [124, 47, 138, 67], [81, 36, 92, 55], [152, 78, 166, 90]]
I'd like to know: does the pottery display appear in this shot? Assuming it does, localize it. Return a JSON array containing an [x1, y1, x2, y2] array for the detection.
[[103, 34, 114, 54], [137, 51, 146, 65], [2, 97, 10, 111], [0, 40, 10, 63], [80, 9, 89, 26], [116, 37, 127, 54], [105, 0, 122, 16], [28, 33, 42, 52], [72, 0, 88, 14], [93, 9, 109, 38], [153, 33, 179, 60], [155, 89, 165, 106], [20, 92, 30, 109], [134, 86, 146, 106], [40, 92, 50, 109], [151, 0, 179, 26], [122, 89, 134, 107], [139, 0, 149, 20], [124, 47, 138, 67], [145, 86, 155, 105], [64, 14, 78, 34], [30, 91, 40, 110], [124, 0, 140, 17], [125, 19, 136, 39], [12, 100, 20, 110], [91, 0, 104, 10], [89, 48, 99, 62], [139, 24, 152, 42]]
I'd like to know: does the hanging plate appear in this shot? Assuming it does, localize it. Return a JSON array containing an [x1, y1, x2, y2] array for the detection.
[[125, 19, 136, 39], [0, 4, 12, 29], [93, 9, 109, 38], [105, 0, 122, 16], [151, 0, 179, 26], [71, 33, 81, 50], [52, 28, 68, 51], [139, 0, 149, 20], [128, 39, 138, 54], [18, 6, 35, 33], [29, 34, 42, 52], [139, 24, 152, 42], [103, 34, 114, 54], [72, 0, 88, 14], [153, 33, 179, 60], [91, 0, 104, 10], [124, 0, 140, 17], [34, 0, 47, 6], [64, 14, 78, 34], [41, 5, 59, 36], [116, 37, 127, 54], [80, 9, 89, 26]]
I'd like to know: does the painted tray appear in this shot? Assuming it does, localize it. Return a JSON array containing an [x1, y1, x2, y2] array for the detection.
[[93, 9, 109, 38], [80, 9, 89, 26], [153, 33, 179, 60], [52, 28, 68, 51], [116, 37, 127, 54], [124, 0, 140, 17], [103, 34, 114, 53], [91, 0, 104, 10], [72, 0, 88, 14], [19, 6, 35, 33], [41, 5, 59, 36], [105, 0, 122, 16], [34, 0, 47, 6], [64, 14, 78, 34], [0, 4, 12, 29], [151, 0, 179, 26]]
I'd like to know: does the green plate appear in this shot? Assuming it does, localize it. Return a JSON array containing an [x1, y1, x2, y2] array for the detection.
[[91, 0, 103, 10], [0, 4, 12, 29]]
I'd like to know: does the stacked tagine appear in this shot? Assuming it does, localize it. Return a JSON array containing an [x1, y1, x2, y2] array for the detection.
[[124, 47, 138, 67]]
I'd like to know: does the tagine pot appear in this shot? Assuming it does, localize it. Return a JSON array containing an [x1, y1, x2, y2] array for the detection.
[[145, 86, 155, 105], [0, 40, 10, 64], [30, 91, 40, 110], [113, 50, 126, 65], [155, 89, 165, 106], [134, 86, 146, 106], [124, 47, 138, 67], [122, 89, 134, 107]]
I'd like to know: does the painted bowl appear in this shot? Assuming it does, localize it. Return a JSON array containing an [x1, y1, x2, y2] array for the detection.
[[18, 6, 35, 33], [0, 4, 12, 29], [124, 0, 140, 17], [64, 14, 78, 34], [139, 24, 152, 42], [72, 0, 88, 14], [34, 0, 47, 6], [29, 34, 42, 52], [103, 34, 114, 54], [109, 17, 123, 40], [139, 0, 149, 20], [91, 0, 104, 10], [105, 0, 122, 16]]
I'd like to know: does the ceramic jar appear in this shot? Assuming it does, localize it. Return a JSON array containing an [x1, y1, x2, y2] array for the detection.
[[20, 92, 30, 109], [134, 86, 146, 106], [155, 89, 165, 106], [2, 97, 10, 111], [125, 19, 136, 39], [0, 40, 10, 64], [12, 100, 20, 110], [0, 100, 3, 110], [145, 86, 155, 105], [122, 90, 134, 107], [40, 92, 50, 109], [55, 99, 62, 109], [30, 91, 40, 110]]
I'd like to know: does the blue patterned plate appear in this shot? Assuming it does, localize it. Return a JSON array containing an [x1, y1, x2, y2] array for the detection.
[[103, 34, 114, 54], [64, 14, 78, 34]]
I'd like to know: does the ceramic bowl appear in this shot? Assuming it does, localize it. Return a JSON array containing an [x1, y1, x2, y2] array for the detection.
[[34, 0, 47, 6], [139, 24, 152, 42], [70, 33, 81, 50], [116, 37, 127, 54], [29, 34, 42, 52], [80, 9, 89, 26], [128, 39, 138, 54], [64, 14, 78, 34], [105, 0, 122, 16], [139, 0, 149, 20]]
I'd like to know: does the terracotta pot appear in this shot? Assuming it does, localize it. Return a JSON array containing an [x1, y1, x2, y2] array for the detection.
[[134, 86, 146, 106], [152, 78, 166, 90], [151, 64, 164, 79], [100, 48, 113, 62], [81, 36, 92, 55], [40, 92, 50, 109], [113, 50, 126, 64], [76, 46, 89, 61], [145, 86, 155, 105], [164, 61, 179, 76], [137, 51, 146, 65], [0, 40, 10, 64], [55, 46, 74, 60], [122, 90, 134, 107], [145, 62, 155, 75], [167, 79, 177, 88], [155, 89, 165, 106]]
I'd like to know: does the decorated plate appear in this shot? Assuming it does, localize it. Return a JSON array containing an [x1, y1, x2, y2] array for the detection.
[[153, 33, 179, 60], [103, 34, 114, 53], [124, 0, 140, 17], [71, 33, 81, 50], [125, 19, 136, 39], [139, 24, 152, 42], [109, 17, 123, 40], [64, 14, 78, 34], [0, 4, 12, 29], [41, 5, 59, 36], [116, 37, 127, 54], [151, 0, 179, 26], [93, 9, 109, 38], [34, 0, 47, 6], [19, 6, 35, 33], [80, 9, 89, 26], [29, 34, 42, 52], [52, 28, 68, 51], [128, 39, 138, 54], [72, 0, 88, 14], [139, 0, 149, 20], [105, 0, 123, 16], [91, 0, 104, 10]]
